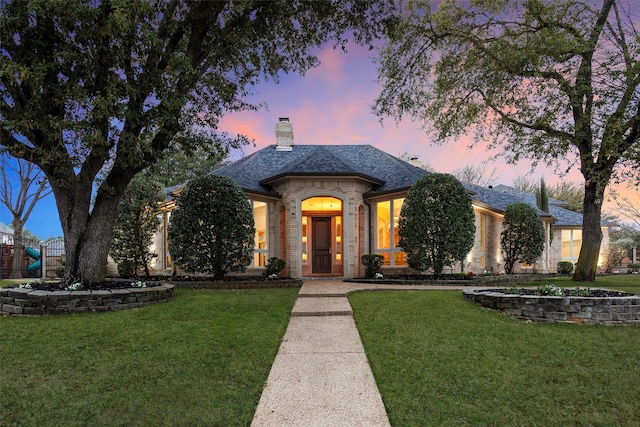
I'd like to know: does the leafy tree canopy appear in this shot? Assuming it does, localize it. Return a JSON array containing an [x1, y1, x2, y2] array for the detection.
[[0, 0, 394, 285], [398, 173, 475, 275], [375, 0, 640, 281], [145, 127, 240, 188]]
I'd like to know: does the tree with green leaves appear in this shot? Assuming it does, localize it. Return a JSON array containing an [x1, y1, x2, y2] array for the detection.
[[0, 0, 393, 285], [375, 0, 640, 282], [501, 203, 546, 274], [168, 175, 254, 279], [398, 173, 475, 275], [110, 175, 165, 278], [146, 128, 234, 188]]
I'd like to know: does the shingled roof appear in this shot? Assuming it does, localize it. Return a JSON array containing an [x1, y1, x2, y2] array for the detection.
[[490, 184, 589, 227], [463, 182, 554, 219], [169, 142, 595, 230], [211, 144, 428, 197]]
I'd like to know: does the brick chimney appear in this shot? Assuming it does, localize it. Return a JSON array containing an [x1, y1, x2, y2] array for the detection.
[[275, 117, 293, 151]]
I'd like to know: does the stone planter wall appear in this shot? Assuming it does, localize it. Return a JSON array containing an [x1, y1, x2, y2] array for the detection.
[[0, 284, 175, 316], [463, 289, 640, 325]]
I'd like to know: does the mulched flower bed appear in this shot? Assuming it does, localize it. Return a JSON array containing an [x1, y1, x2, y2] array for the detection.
[[10, 280, 163, 292], [503, 288, 632, 297]]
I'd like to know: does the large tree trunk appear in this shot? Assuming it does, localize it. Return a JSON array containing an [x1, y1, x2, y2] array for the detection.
[[52, 169, 134, 287], [573, 180, 604, 282], [61, 209, 119, 287]]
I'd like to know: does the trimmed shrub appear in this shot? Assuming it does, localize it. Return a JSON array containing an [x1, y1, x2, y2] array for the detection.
[[399, 173, 475, 275], [168, 175, 255, 279], [362, 254, 384, 278], [265, 257, 286, 278], [501, 202, 545, 274], [117, 260, 136, 277], [629, 263, 640, 274], [557, 261, 574, 275]]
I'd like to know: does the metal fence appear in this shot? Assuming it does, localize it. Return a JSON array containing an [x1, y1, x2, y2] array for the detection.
[[0, 237, 65, 280]]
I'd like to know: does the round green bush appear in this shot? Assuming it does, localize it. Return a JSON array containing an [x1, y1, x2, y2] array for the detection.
[[557, 261, 574, 275], [168, 175, 255, 279], [55, 265, 66, 278], [399, 173, 475, 275]]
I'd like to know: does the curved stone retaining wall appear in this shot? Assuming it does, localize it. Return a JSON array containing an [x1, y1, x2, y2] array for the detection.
[[0, 284, 175, 316], [463, 289, 640, 325]]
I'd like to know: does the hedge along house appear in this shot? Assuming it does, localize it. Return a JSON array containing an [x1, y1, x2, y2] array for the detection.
[[146, 118, 608, 279]]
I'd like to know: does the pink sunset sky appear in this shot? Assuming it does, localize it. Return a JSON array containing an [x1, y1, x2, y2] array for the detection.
[[220, 41, 542, 178], [219, 42, 634, 201], [1, 42, 637, 239]]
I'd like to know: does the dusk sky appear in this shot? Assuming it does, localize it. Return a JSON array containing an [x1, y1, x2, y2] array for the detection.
[[1, 42, 635, 240]]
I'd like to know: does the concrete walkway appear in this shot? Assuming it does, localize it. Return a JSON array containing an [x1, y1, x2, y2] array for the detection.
[[251, 280, 468, 427]]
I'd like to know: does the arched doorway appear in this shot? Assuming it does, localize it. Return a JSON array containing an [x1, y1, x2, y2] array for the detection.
[[301, 196, 343, 276]]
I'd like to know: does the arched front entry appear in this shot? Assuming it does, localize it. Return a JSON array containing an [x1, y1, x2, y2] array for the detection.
[[300, 196, 343, 277]]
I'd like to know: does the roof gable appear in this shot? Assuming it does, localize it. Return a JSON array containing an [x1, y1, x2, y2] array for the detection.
[[260, 146, 383, 185], [211, 144, 429, 196]]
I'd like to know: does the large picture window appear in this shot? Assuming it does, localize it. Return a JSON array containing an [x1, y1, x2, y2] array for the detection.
[[163, 211, 172, 269], [251, 200, 268, 267], [561, 229, 582, 263], [376, 198, 406, 266]]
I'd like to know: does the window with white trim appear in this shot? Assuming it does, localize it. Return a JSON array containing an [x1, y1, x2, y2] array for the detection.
[[375, 198, 407, 266], [250, 200, 268, 267], [561, 229, 582, 263]]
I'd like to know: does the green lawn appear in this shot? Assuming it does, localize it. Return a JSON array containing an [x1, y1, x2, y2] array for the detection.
[[350, 276, 640, 426], [0, 288, 298, 427]]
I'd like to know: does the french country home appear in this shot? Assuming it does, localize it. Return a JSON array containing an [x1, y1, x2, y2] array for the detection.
[[112, 118, 608, 279]]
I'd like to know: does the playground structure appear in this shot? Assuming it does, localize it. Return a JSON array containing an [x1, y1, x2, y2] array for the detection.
[[25, 246, 41, 276], [0, 239, 65, 279]]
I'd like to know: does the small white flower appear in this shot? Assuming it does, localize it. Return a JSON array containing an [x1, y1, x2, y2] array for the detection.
[[131, 280, 147, 288], [375, 273, 383, 279], [65, 282, 83, 291]]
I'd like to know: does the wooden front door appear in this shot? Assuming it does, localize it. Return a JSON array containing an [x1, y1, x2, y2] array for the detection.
[[312, 217, 332, 273]]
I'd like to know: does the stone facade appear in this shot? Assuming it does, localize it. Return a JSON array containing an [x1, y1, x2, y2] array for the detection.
[[269, 177, 372, 279]]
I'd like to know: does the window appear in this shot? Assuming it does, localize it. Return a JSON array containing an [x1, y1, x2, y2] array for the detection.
[[376, 198, 406, 266], [301, 216, 308, 264], [561, 229, 582, 263], [335, 216, 342, 263], [479, 213, 486, 268], [251, 200, 268, 267], [163, 211, 172, 269]]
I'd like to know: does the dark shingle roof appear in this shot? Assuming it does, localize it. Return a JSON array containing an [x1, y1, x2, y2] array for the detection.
[[480, 185, 592, 227], [211, 144, 429, 197], [180, 143, 593, 228], [463, 182, 554, 219]]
